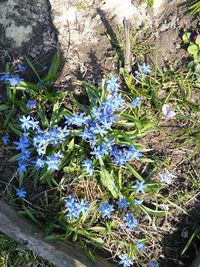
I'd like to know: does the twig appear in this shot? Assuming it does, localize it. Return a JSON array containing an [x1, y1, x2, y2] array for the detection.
[[123, 18, 132, 74]]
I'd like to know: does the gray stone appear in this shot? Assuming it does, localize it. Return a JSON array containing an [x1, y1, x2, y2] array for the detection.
[[0, 0, 57, 74]]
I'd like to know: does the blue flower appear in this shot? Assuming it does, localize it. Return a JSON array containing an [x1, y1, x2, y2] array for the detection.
[[125, 145, 143, 161], [27, 99, 37, 108], [149, 261, 158, 267], [2, 134, 9, 144], [100, 138, 115, 152], [104, 93, 124, 112], [76, 199, 90, 214], [17, 162, 28, 173], [123, 213, 138, 230], [18, 65, 27, 72], [82, 159, 94, 176], [99, 202, 114, 219], [91, 107, 103, 120], [65, 195, 76, 208], [132, 180, 147, 194], [45, 152, 63, 172], [160, 170, 176, 185], [16, 188, 27, 199], [134, 198, 143, 205], [106, 76, 120, 95], [111, 148, 127, 166], [135, 241, 145, 251], [43, 66, 48, 71], [14, 136, 30, 152], [19, 116, 39, 131], [140, 63, 151, 74], [7, 74, 23, 86], [90, 123, 108, 137], [130, 97, 142, 108], [0, 72, 10, 81], [35, 157, 46, 170], [79, 128, 94, 141], [65, 113, 87, 127], [119, 254, 134, 267], [65, 195, 90, 220], [90, 145, 106, 158], [134, 71, 141, 81], [116, 198, 129, 209]]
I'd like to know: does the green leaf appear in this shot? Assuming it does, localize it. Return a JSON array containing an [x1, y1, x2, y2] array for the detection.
[[8, 154, 19, 162], [0, 104, 9, 111], [100, 168, 119, 198], [195, 35, 200, 46], [19, 207, 43, 227], [181, 228, 200, 255], [139, 204, 167, 217], [43, 53, 60, 83], [88, 226, 107, 233], [8, 123, 22, 136], [44, 235, 63, 242], [188, 44, 199, 55], [126, 164, 143, 181], [25, 56, 41, 81], [182, 32, 191, 44]]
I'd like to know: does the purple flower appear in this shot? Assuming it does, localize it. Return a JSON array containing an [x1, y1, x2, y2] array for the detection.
[[18, 65, 27, 72], [123, 213, 138, 230], [119, 254, 134, 267], [99, 202, 114, 219], [2, 134, 9, 144], [190, 31, 198, 43], [162, 104, 176, 117], [27, 99, 37, 108], [16, 188, 27, 199]]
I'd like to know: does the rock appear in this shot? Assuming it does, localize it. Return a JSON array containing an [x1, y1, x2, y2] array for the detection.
[[0, 0, 57, 75]]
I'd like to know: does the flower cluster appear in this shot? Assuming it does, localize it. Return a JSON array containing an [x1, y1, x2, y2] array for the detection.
[[12, 76, 142, 176], [65, 195, 90, 220], [65, 76, 142, 173], [13, 115, 69, 173]]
